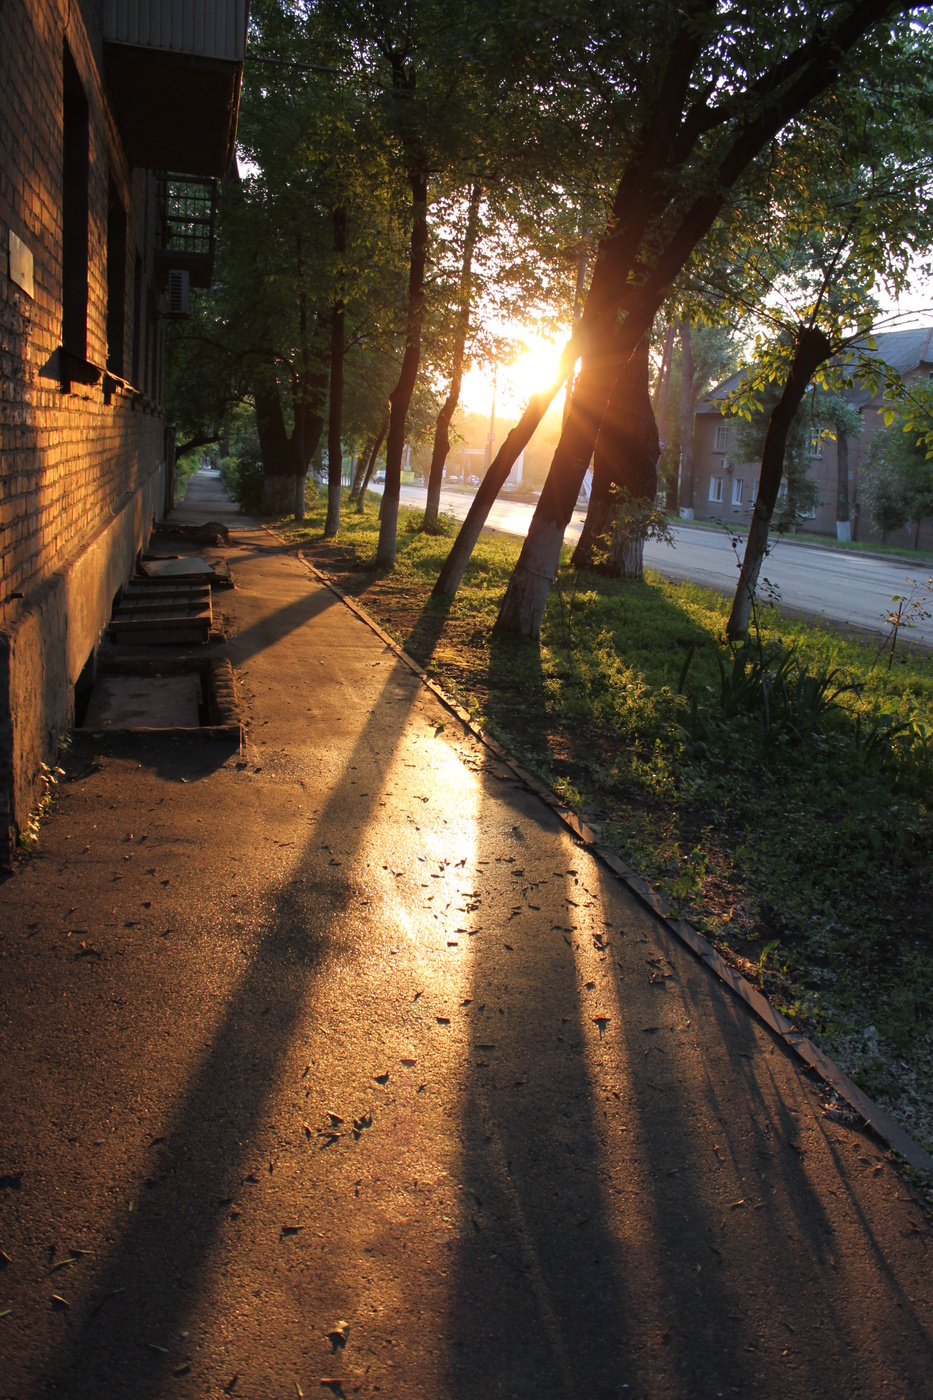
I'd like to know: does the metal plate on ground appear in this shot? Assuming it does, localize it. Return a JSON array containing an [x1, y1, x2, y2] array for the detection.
[[82, 674, 201, 730], [140, 555, 217, 579]]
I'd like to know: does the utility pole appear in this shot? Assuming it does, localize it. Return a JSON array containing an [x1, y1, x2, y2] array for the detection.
[[484, 362, 497, 473]]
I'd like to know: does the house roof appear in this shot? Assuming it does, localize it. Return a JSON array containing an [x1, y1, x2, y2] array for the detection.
[[697, 325, 933, 414]]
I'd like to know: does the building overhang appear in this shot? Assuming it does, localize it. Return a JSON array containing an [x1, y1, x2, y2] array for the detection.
[[103, 2, 248, 176]]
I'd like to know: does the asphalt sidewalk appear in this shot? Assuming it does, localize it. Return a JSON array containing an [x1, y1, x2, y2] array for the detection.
[[1, 473, 931, 1399]]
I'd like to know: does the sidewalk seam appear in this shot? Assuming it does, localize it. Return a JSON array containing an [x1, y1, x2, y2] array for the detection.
[[294, 548, 933, 1179]]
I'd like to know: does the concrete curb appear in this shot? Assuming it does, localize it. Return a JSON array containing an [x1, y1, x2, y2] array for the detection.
[[295, 550, 933, 1179]]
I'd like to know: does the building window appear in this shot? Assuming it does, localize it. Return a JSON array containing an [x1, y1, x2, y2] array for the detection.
[[709, 475, 723, 503], [106, 178, 127, 375], [732, 477, 744, 506], [714, 422, 728, 452], [62, 42, 89, 358], [810, 433, 823, 458]]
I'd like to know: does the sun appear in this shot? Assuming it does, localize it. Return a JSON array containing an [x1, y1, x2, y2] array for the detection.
[[459, 331, 566, 419]]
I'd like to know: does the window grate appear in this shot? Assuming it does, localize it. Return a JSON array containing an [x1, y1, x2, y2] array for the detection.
[[157, 175, 216, 257]]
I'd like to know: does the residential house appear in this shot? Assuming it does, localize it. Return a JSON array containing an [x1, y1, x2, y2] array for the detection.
[[688, 326, 933, 550], [0, 0, 246, 863]]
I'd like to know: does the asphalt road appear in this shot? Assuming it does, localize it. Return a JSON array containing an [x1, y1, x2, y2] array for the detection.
[[394, 484, 933, 646], [1, 475, 931, 1397]]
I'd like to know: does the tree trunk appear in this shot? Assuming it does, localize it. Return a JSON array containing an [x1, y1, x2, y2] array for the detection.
[[325, 208, 347, 538], [835, 425, 850, 541], [425, 180, 482, 532], [351, 437, 374, 501], [255, 369, 301, 515], [570, 457, 615, 570], [494, 306, 661, 639], [726, 326, 832, 640], [432, 373, 573, 597], [678, 322, 697, 517], [356, 415, 389, 512], [655, 323, 677, 510], [572, 339, 659, 578], [377, 171, 429, 567]]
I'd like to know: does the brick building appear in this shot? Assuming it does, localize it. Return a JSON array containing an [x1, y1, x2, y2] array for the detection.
[[0, 0, 246, 862], [687, 326, 933, 550]]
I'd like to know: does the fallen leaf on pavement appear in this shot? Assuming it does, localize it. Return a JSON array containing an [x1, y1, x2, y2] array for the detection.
[[326, 1320, 350, 1349], [373, 1072, 389, 1085], [50, 1294, 69, 1309]]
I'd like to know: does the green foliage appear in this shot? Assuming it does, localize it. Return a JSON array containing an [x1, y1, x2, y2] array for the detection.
[[863, 410, 933, 540]]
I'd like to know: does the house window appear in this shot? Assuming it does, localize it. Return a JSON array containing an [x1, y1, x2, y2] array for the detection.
[[714, 422, 728, 452], [106, 177, 127, 375], [709, 475, 723, 503], [810, 433, 823, 458], [62, 42, 89, 358], [732, 477, 744, 506]]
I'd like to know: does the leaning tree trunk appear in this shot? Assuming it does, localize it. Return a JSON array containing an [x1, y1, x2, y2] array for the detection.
[[835, 425, 851, 541], [356, 415, 389, 512], [425, 180, 483, 532], [377, 171, 429, 567], [325, 208, 347, 537], [572, 338, 659, 579], [350, 437, 374, 501], [432, 348, 580, 599], [726, 326, 832, 640]]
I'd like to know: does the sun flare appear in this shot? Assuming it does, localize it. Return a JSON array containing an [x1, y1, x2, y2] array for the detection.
[[459, 331, 566, 419]]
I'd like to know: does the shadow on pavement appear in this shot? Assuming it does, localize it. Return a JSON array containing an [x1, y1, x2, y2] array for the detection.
[[32, 655, 423, 1399]]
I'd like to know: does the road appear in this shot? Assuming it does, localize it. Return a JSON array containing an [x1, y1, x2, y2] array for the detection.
[[394, 483, 933, 645]]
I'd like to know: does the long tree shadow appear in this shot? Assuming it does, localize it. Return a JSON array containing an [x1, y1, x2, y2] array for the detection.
[[31, 651, 426, 1399], [446, 775, 933, 1397]]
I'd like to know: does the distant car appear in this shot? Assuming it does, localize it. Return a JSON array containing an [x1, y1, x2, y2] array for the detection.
[[374, 470, 386, 484], [468, 474, 480, 486]]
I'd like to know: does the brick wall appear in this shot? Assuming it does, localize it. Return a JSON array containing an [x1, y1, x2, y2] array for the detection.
[[0, 0, 168, 859]]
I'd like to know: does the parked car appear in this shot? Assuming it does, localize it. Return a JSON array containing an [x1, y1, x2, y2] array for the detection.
[[468, 474, 480, 486], [374, 470, 386, 484]]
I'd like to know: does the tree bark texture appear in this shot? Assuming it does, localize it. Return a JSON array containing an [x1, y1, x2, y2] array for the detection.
[[377, 171, 429, 567], [351, 437, 374, 501], [726, 326, 832, 640], [572, 339, 659, 579], [425, 180, 482, 532], [255, 369, 300, 515], [356, 415, 389, 512], [835, 425, 851, 541], [325, 208, 347, 537], [493, 0, 898, 641]]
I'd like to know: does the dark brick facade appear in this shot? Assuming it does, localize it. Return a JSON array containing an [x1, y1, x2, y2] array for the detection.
[[0, 0, 169, 860]]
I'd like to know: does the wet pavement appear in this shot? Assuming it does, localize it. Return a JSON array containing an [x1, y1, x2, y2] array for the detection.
[[0, 473, 931, 1398]]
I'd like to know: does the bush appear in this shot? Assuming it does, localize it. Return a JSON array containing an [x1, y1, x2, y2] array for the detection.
[[220, 453, 264, 514]]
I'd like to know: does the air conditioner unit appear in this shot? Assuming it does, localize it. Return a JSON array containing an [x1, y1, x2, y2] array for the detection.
[[167, 268, 190, 317]]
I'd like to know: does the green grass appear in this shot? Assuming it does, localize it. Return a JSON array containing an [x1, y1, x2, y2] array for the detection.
[[277, 485, 933, 1153]]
